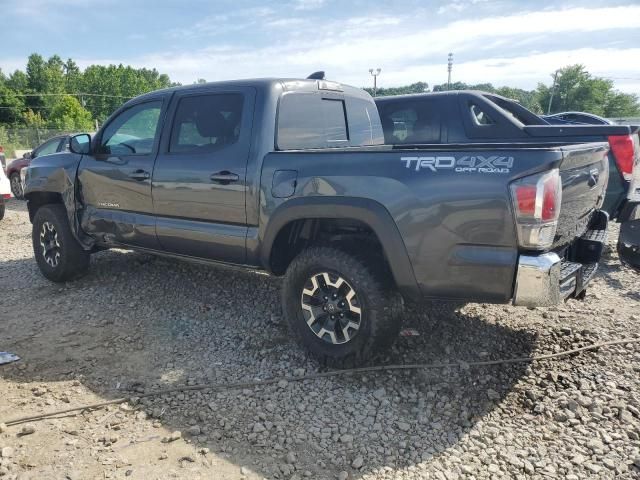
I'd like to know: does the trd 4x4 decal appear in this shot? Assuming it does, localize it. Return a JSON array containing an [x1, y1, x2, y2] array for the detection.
[[401, 155, 513, 173]]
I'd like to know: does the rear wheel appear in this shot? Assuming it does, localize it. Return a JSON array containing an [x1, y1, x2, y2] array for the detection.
[[0, 197, 5, 220], [32, 204, 90, 282], [282, 245, 403, 368], [10, 173, 23, 199]]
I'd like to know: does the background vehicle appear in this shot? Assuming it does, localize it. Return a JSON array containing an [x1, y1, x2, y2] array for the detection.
[[25, 78, 609, 366], [0, 166, 11, 221], [376, 91, 639, 221], [5, 134, 73, 199], [542, 112, 615, 125]]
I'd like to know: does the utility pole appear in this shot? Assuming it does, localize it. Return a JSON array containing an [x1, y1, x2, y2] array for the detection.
[[547, 70, 559, 115], [447, 53, 453, 90], [369, 68, 381, 97]]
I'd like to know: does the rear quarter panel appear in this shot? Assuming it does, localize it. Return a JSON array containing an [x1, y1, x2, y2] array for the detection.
[[260, 146, 566, 302]]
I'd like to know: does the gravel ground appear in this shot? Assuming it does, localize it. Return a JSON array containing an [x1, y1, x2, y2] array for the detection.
[[0, 198, 639, 480]]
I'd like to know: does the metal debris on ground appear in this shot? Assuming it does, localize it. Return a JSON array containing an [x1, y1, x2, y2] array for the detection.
[[0, 352, 20, 365], [399, 328, 420, 336]]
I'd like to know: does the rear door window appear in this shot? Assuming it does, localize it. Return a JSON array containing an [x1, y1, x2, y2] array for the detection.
[[169, 93, 244, 153]]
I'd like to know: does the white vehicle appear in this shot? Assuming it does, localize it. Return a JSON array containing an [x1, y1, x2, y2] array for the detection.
[[0, 165, 11, 221]]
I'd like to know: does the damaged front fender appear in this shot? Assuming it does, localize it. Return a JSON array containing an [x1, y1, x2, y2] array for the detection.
[[24, 152, 95, 250]]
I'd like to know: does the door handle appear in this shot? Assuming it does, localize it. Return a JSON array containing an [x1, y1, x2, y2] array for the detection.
[[210, 171, 239, 184], [129, 169, 150, 181]]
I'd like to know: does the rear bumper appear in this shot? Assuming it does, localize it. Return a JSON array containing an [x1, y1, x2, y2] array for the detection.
[[513, 211, 608, 307]]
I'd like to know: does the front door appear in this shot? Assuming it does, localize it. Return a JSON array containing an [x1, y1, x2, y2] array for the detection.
[[77, 99, 165, 249], [152, 87, 255, 264]]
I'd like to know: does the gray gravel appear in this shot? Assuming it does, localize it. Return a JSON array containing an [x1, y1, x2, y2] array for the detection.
[[0, 198, 639, 479]]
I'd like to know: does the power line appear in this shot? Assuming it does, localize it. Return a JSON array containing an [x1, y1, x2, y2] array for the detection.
[[8, 92, 133, 99]]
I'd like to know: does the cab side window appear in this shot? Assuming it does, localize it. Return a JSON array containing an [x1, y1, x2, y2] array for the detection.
[[100, 101, 162, 155], [380, 98, 442, 144], [470, 103, 495, 126], [169, 94, 244, 153]]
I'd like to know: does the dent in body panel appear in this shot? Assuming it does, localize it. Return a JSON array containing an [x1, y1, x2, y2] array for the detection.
[[80, 207, 157, 247], [24, 152, 95, 250]]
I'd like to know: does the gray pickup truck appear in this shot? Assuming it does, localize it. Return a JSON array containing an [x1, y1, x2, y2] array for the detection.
[[24, 77, 609, 366]]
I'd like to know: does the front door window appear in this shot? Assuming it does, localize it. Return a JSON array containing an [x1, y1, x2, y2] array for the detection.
[[100, 101, 162, 155]]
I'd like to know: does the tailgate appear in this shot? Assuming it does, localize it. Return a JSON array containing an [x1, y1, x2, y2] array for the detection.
[[554, 143, 609, 248]]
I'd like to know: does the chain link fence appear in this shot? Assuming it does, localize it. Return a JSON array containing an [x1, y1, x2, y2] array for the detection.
[[0, 127, 75, 160]]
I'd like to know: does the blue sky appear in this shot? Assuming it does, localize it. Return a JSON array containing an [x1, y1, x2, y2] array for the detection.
[[2, 0, 640, 93]]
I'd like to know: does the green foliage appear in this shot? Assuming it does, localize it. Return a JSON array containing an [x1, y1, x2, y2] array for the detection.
[[81, 64, 174, 122], [0, 53, 175, 131], [47, 95, 93, 131], [365, 82, 429, 97], [22, 109, 46, 129], [537, 65, 640, 116], [2, 55, 638, 135]]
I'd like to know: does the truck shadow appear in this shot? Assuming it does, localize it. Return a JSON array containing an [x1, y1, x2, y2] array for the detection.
[[597, 240, 639, 301], [0, 246, 537, 479]]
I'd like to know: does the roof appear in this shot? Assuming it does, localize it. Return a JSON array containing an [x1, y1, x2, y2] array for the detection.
[[123, 77, 371, 107]]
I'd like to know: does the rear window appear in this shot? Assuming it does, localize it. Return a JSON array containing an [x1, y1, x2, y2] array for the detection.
[[379, 98, 442, 144], [470, 103, 495, 126], [277, 93, 349, 150], [484, 95, 543, 126]]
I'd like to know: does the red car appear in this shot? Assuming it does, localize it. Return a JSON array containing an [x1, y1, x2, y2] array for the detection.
[[6, 135, 72, 199]]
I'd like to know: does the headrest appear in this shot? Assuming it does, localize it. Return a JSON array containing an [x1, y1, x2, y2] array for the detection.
[[195, 110, 228, 139]]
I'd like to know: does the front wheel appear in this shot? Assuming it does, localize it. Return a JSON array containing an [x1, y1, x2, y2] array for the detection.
[[10, 173, 23, 199], [32, 204, 90, 282], [282, 245, 403, 368]]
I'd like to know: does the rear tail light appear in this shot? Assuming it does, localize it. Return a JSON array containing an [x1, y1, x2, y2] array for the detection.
[[510, 169, 562, 250], [0, 146, 4, 153], [620, 134, 640, 202], [608, 134, 636, 181]]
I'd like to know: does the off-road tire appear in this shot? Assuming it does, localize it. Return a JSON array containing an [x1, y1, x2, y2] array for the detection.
[[10, 173, 23, 199], [32, 204, 90, 282], [0, 197, 5, 220], [282, 245, 403, 368]]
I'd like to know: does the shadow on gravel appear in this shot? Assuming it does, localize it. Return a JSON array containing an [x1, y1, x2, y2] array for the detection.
[[0, 237, 537, 478], [597, 244, 640, 302]]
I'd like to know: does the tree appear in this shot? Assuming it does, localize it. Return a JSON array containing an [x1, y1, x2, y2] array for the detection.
[[63, 59, 82, 93], [47, 95, 93, 131], [365, 82, 429, 97], [537, 65, 640, 116], [0, 84, 26, 124], [494, 87, 541, 113]]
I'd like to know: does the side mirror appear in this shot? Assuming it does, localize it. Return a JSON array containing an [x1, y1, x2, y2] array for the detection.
[[69, 134, 92, 155], [23, 151, 32, 160]]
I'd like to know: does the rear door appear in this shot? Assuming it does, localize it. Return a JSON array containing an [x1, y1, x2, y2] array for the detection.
[[152, 86, 255, 264], [77, 98, 166, 249]]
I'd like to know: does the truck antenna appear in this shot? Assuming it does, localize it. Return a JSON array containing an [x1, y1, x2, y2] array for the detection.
[[307, 71, 325, 80]]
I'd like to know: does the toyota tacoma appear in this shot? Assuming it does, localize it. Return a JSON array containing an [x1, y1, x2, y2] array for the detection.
[[25, 77, 609, 366]]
